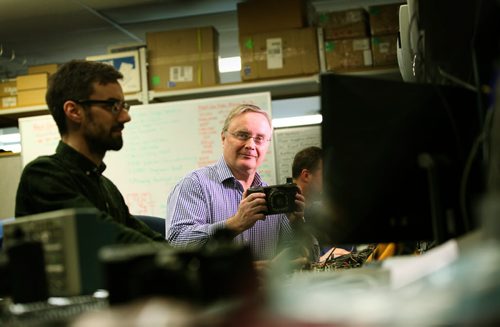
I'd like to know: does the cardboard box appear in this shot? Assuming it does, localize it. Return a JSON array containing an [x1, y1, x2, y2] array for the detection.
[[372, 34, 398, 67], [237, 0, 314, 35], [87, 51, 141, 94], [0, 80, 17, 97], [28, 64, 59, 76], [325, 37, 373, 71], [369, 3, 403, 36], [16, 73, 48, 91], [16, 89, 47, 107], [240, 27, 319, 81], [0, 96, 17, 109], [319, 8, 369, 40], [146, 26, 219, 91]]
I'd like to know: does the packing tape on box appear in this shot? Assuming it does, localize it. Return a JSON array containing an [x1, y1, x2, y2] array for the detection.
[[197, 28, 202, 85], [149, 52, 216, 66]]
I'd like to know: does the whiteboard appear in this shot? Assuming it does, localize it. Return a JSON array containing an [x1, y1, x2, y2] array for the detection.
[[19, 92, 275, 218], [19, 114, 60, 167], [273, 125, 321, 184]]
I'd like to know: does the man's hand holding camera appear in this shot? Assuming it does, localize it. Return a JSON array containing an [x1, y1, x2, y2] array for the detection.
[[246, 183, 305, 224], [287, 192, 306, 224], [225, 184, 305, 235], [225, 191, 268, 234]]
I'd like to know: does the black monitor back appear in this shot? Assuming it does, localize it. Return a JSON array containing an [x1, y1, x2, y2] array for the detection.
[[318, 73, 482, 245]]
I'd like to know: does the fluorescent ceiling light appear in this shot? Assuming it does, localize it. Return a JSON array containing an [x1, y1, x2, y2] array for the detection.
[[272, 114, 322, 128], [218, 56, 241, 73]]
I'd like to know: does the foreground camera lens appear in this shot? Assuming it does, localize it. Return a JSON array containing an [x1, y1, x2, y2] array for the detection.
[[269, 191, 288, 211]]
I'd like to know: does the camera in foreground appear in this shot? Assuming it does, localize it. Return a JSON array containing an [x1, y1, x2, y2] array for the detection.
[[247, 183, 299, 215]]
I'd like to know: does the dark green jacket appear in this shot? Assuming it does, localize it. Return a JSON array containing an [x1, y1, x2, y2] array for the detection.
[[15, 141, 165, 244]]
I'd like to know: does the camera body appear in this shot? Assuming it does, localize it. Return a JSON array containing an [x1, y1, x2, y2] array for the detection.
[[247, 183, 299, 215]]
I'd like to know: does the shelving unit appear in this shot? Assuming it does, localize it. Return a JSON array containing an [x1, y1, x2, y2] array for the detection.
[[0, 67, 400, 127], [149, 67, 400, 103]]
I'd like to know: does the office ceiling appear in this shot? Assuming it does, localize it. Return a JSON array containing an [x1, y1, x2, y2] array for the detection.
[[0, 0, 246, 78]]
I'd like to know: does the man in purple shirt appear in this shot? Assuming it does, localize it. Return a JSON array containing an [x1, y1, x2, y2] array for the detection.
[[166, 104, 306, 261]]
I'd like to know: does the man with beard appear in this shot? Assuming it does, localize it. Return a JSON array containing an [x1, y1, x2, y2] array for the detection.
[[15, 60, 165, 243]]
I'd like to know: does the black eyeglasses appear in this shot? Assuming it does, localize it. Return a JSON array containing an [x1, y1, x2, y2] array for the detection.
[[228, 131, 270, 145], [74, 99, 130, 115]]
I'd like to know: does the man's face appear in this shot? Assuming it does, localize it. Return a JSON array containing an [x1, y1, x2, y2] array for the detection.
[[222, 111, 272, 175], [82, 82, 131, 154]]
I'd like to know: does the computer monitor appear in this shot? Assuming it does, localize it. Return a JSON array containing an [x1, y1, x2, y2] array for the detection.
[[316, 73, 483, 245]]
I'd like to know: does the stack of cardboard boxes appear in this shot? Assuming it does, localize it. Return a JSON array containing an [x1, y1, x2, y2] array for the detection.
[[319, 3, 401, 72], [146, 26, 220, 91], [17, 64, 59, 107], [16, 73, 49, 107], [0, 64, 58, 110], [369, 3, 401, 67], [237, 0, 319, 81], [3, 2, 403, 109], [319, 8, 372, 71], [0, 80, 17, 110]]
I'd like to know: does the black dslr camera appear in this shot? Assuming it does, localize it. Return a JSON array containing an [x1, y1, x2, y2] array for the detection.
[[247, 183, 299, 215]]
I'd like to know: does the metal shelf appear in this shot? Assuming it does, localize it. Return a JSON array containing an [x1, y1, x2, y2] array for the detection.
[[149, 75, 321, 102], [0, 67, 401, 127], [0, 105, 49, 128], [148, 67, 400, 102]]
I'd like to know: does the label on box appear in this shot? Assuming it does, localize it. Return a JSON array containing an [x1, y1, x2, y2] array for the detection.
[[1, 96, 17, 108], [346, 11, 363, 23], [378, 42, 390, 53], [244, 38, 254, 49], [353, 39, 370, 51], [363, 50, 373, 66], [2, 86, 17, 95], [266, 38, 283, 69], [325, 41, 335, 52], [170, 66, 193, 82]]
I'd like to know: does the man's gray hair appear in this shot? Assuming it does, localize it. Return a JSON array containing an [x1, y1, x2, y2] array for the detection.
[[221, 104, 272, 133]]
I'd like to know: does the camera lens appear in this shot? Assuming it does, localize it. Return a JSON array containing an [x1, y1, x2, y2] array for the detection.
[[269, 191, 288, 211]]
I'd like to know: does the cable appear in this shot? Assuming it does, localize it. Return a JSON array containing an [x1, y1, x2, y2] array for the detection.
[[460, 105, 494, 232], [470, 0, 486, 129], [69, 0, 143, 43], [437, 67, 478, 92]]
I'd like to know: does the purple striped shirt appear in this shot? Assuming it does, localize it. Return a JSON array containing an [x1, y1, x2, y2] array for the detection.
[[166, 157, 293, 260]]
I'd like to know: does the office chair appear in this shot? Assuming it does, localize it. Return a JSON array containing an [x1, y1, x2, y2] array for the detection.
[[0, 217, 16, 249], [135, 215, 166, 238]]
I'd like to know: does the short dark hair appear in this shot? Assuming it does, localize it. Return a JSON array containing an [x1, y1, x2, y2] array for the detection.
[[292, 146, 323, 179], [46, 60, 123, 135]]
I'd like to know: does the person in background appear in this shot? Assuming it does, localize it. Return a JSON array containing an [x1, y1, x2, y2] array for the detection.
[[292, 146, 324, 207], [292, 146, 352, 262], [15, 60, 166, 244], [166, 104, 307, 262]]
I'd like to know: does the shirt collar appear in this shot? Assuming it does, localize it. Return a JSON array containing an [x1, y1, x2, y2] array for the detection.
[[215, 156, 264, 187], [56, 141, 107, 175]]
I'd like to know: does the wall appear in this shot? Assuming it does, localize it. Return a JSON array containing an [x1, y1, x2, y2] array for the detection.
[[0, 154, 21, 219]]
